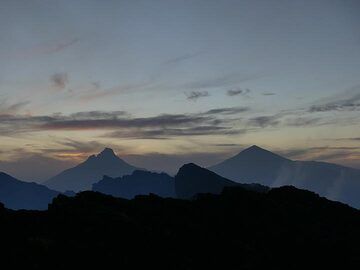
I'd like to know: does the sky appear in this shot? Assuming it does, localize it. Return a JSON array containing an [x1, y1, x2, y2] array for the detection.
[[0, 0, 359, 181]]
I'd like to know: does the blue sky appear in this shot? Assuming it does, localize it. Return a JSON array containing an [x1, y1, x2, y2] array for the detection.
[[0, 0, 359, 180]]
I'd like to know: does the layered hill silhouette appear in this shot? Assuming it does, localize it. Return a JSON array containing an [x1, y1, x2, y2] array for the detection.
[[93, 170, 175, 199], [209, 145, 360, 208], [45, 148, 139, 192], [175, 163, 268, 198], [93, 163, 267, 200], [2, 145, 356, 209], [0, 187, 359, 268], [0, 172, 59, 210]]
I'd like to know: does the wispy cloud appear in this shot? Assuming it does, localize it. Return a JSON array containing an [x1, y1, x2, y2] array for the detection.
[[262, 92, 276, 96], [15, 38, 79, 59], [329, 137, 360, 142], [105, 126, 245, 139], [226, 88, 251, 97], [247, 115, 280, 128], [0, 107, 248, 139], [202, 107, 249, 115], [309, 90, 360, 112], [185, 91, 210, 101], [40, 38, 79, 54], [0, 100, 30, 115]]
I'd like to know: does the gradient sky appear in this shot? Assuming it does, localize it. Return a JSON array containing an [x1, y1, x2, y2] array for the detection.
[[0, 0, 359, 181]]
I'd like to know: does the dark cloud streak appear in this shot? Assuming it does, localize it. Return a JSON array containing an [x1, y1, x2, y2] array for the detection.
[[185, 91, 210, 101]]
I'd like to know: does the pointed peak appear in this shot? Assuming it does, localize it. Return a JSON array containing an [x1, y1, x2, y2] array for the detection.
[[98, 148, 117, 158], [243, 145, 267, 153], [233, 145, 288, 161]]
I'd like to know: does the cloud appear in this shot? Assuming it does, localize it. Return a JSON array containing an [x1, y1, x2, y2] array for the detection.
[[245, 109, 338, 129], [51, 73, 68, 90], [0, 101, 29, 115], [0, 107, 248, 139], [51, 139, 106, 155], [202, 107, 249, 115], [14, 38, 79, 59], [226, 88, 251, 97], [2, 106, 336, 139], [41, 113, 212, 131], [247, 115, 280, 128], [309, 91, 360, 112], [68, 111, 128, 119], [105, 126, 245, 139], [214, 143, 244, 147], [185, 91, 210, 101], [284, 117, 321, 127], [330, 137, 360, 141], [40, 38, 79, 54], [38, 138, 130, 160]]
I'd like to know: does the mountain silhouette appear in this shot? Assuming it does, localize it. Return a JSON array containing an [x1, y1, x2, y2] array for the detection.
[[209, 145, 360, 208], [93, 170, 175, 199], [0, 172, 59, 210], [0, 186, 359, 268], [175, 163, 268, 199], [44, 148, 139, 192]]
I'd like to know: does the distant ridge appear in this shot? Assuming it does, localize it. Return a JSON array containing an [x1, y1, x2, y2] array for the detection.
[[93, 170, 175, 199], [209, 145, 360, 208], [45, 148, 139, 192], [175, 163, 268, 199], [0, 172, 59, 210]]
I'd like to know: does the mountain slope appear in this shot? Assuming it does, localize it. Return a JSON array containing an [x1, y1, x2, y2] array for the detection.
[[209, 145, 360, 208], [0, 172, 59, 210], [45, 148, 139, 192], [93, 170, 175, 199], [175, 163, 268, 199]]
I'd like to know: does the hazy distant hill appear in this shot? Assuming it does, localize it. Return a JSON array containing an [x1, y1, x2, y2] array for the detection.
[[93, 170, 175, 199], [209, 145, 360, 208], [0, 172, 59, 210], [45, 148, 139, 192], [175, 163, 268, 199]]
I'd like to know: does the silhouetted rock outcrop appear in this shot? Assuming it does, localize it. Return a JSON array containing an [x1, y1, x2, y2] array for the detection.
[[93, 170, 175, 199], [175, 163, 268, 199], [209, 145, 360, 208], [0, 172, 59, 210], [44, 148, 139, 192]]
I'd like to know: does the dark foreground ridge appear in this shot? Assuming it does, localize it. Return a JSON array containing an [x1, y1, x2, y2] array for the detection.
[[0, 186, 359, 269]]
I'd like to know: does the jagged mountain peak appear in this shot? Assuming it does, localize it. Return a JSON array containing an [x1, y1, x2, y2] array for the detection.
[[97, 148, 117, 158], [45, 147, 139, 192]]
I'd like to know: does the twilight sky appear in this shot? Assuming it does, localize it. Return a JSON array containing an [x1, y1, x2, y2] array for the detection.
[[0, 0, 359, 181]]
